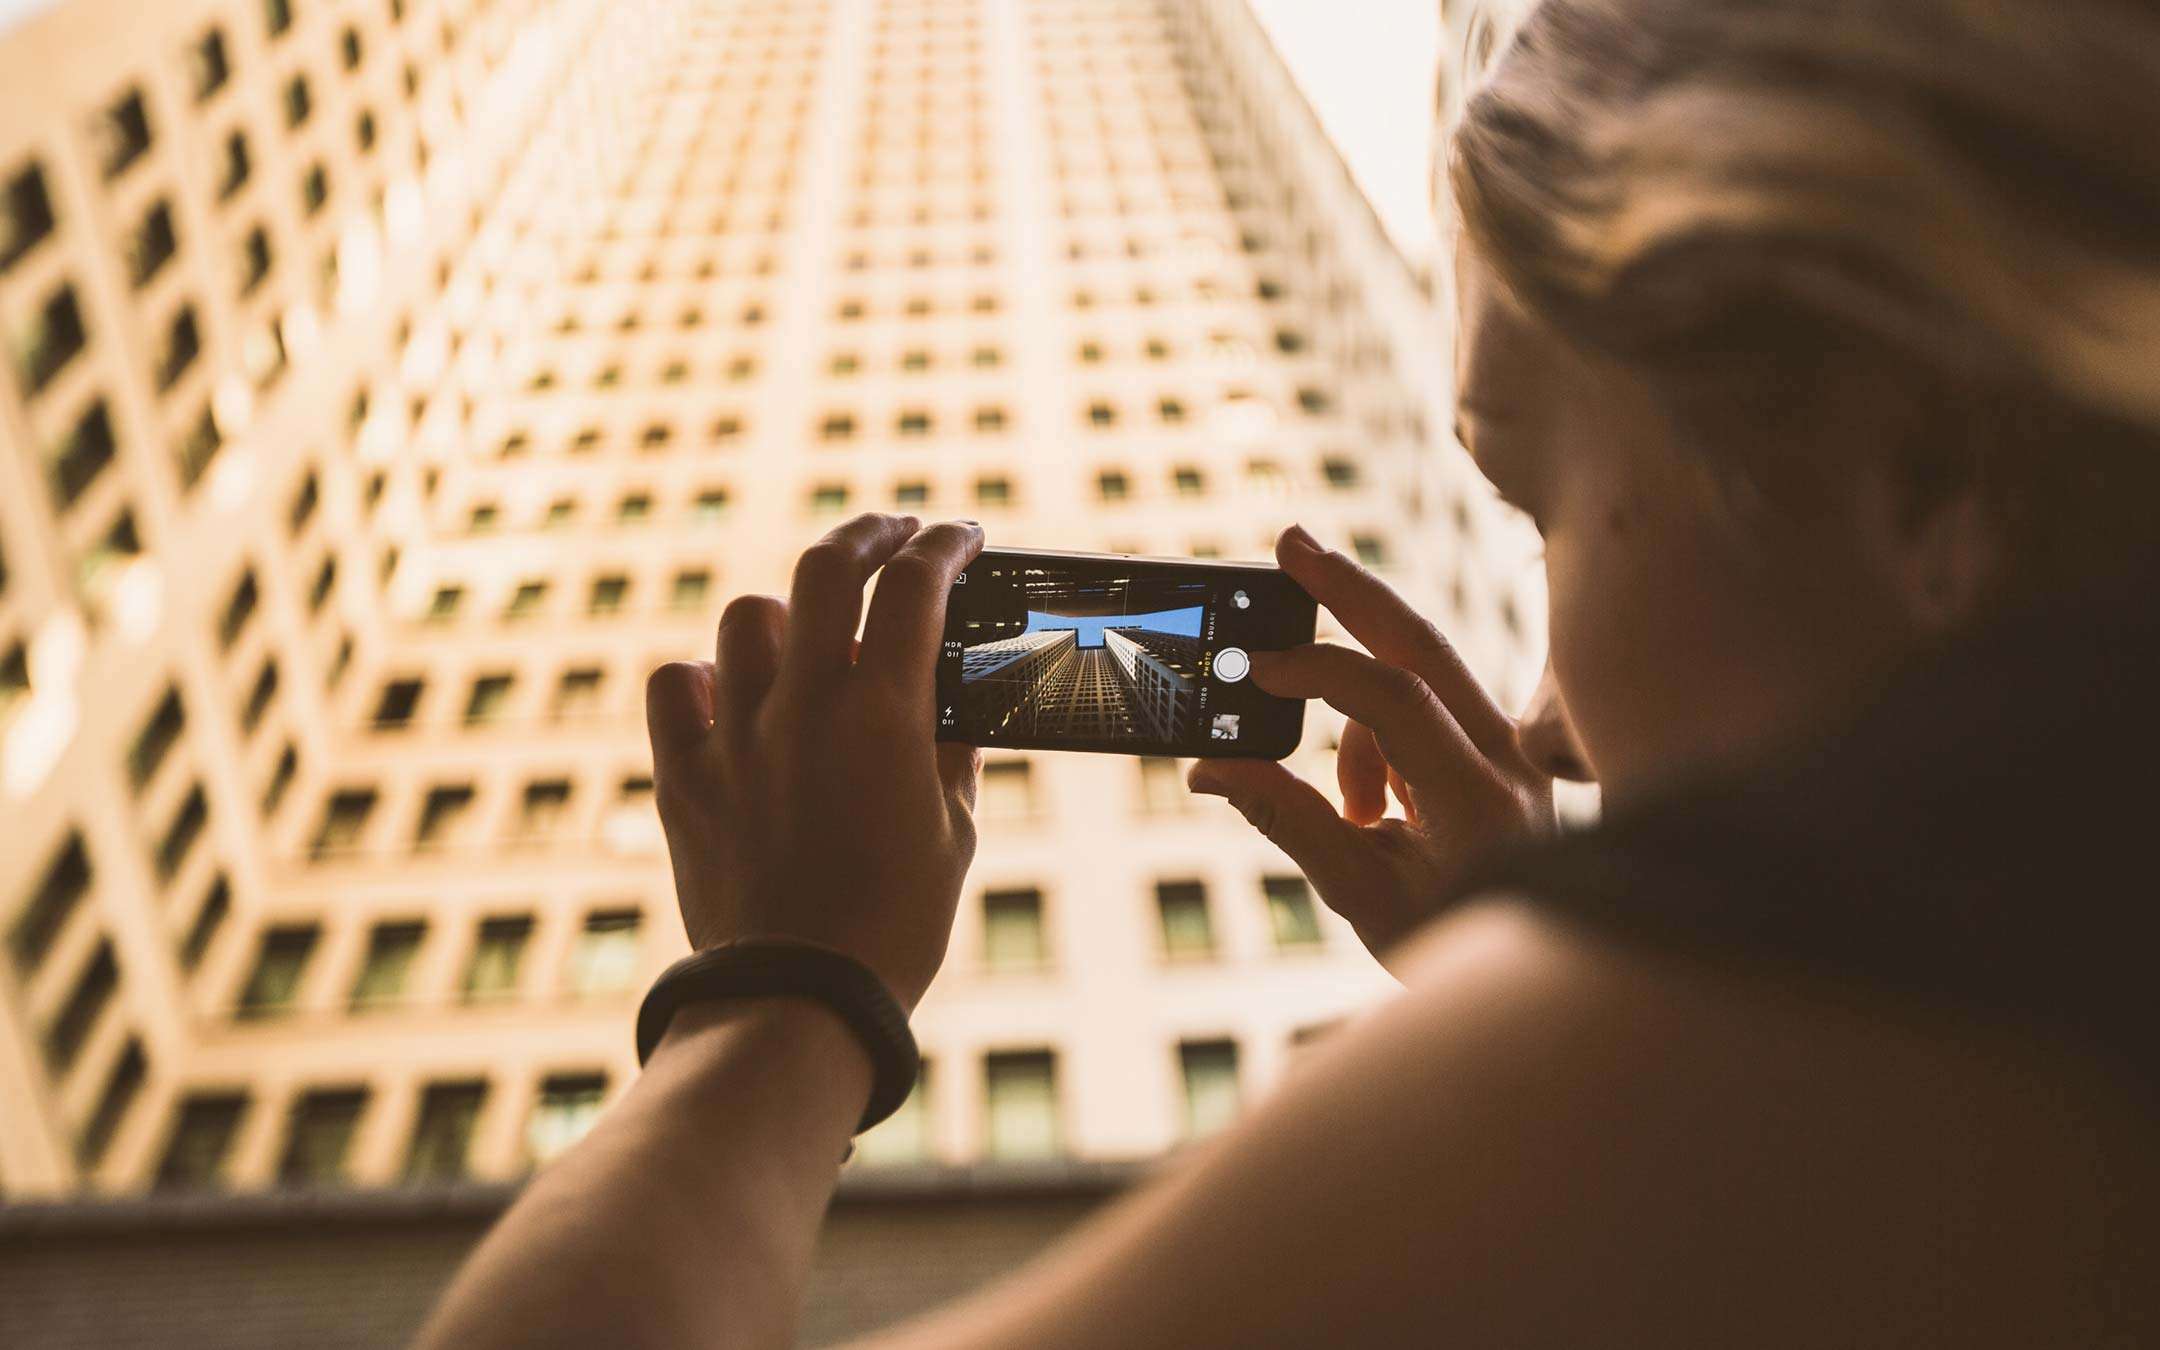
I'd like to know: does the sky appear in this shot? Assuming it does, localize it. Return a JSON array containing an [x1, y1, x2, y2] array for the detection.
[[1026, 607, 1205, 649], [1246, 0, 1445, 264]]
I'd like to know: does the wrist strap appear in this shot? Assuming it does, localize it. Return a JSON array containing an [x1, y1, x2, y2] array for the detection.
[[635, 940, 919, 1135]]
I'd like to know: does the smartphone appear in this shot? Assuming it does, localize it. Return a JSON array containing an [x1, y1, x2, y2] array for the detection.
[[935, 548, 1317, 759]]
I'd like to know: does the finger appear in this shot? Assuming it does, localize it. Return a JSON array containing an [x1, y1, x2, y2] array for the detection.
[[860, 521, 985, 702], [714, 595, 786, 733], [645, 661, 716, 779], [936, 741, 983, 815], [1276, 525, 1515, 760], [1336, 719, 1389, 826], [1251, 643, 1479, 810], [783, 513, 922, 682], [1188, 760, 1378, 900]]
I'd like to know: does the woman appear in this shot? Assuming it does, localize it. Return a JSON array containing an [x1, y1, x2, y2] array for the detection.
[[416, 0, 2160, 1344]]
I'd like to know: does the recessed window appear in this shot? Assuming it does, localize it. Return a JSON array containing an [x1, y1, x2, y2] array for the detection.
[[1351, 533, 1389, 567], [76, 1038, 145, 1170], [566, 910, 641, 996], [983, 888, 1047, 971], [350, 921, 426, 1010], [1178, 1039, 1241, 1137], [42, 939, 117, 1075], [283, 74, 312, 128], [404, 1081, 486, 1182], [217, 566, 260, 648], [237, 924, 320, 1018], [614, 493, 653, 526], [1086, 401, 1117, 429], [1155, 880, 1214, 960], [465, 673, 514, 724], [970, 346, 1001, 368], [587, 574, 630, 615], [94, 89, 154, 181], [426, 584, 465, 622], [1320, 456, 1359, 490], [179, 875, 230, 970], [126, 201, 179, 288], [155, 785, 209, 882], [551, 667, 603, 722], [1, 162, 57, 271], [310, 787, 377, 857], [154, 305, 202, 391], [218, 130, 251, 198], [852, 1060, 931, 1167], [896, 409, 932, 437], [300, 161, 329, 215], [16, 284, 87, 395], [462, 916, 532, 1001], [828, 352, 860, 377], [279, 1088, 368, 1186], [240, 659, 280, 733], [264, 0, 294, 39], [691, 488, 730, 523], [1171, 466, 1206, 498], [155, 1092, 249, 1190], [669, 569, 712, 612], [542, 499, 575, 530], [810, 482, 849, 513], [527, 1073, 608, 1165], [504, 580, 550, 621], [901, 349, 931, 373], [126, 687, 186, 793], [1095, 469, 1130, 502], [984, 1050, 1060, 1161], [517, 779, 572, 838], [355, 109, 377, 152], [819, 412, 857, 441], [176, 405, 224, 490], [894, 479, 930, 507], [974, 406, 1008, 434], [239, 225, 273, 294], [340, 25, 364, 69], [974, 475, 1013, 508]]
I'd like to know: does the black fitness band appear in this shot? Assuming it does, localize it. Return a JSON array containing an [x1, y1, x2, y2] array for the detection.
[[635, 939, 920, 1135]]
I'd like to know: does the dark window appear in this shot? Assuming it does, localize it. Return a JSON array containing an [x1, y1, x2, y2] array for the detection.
[[1178, 1039, 1241, 1137], [17, 284, 88, 394], [350, 921, 425, 1009], [339, 25, 364, 69], [94, 89, 154, 181], [1155, 880, 1214, 959], [218, 130, 251, 199], [280, 1087, 368, 1186], [126, 687, 185, 792], [240, 659, 279, 733], [239, 225, 272, 293], [288, 471, 319, 534], [48, 400, 116, 511], [462, 916, 532, 1000], [404, 1081, 486, 1181], [126, 201, 178, 288], [413, 784, 475, 848], [1, 162, 56, 271], [261, 742, 298, 818], [217, 568, 259, 649], [300, 161, 328, 215], [76, 1037, 145, 1168], [283, 75, 312, 128], [464, 673, 513, 723], [10, 833, 91, 977], [42, 940, 118, 1075], [155, 1092, 249, 1190], [237, 924, 319, 1017], [1263, 875, 1325, 949], [264, 0, 294, 38], [306, 555, 337, 613], [526, 1072, 608, 1164], [310, 788, 377, 856], [154, 305, 201, 391], [155, 785, 210, 882], [189, 28, 231, 101], [175, 405, 223, 490], [179, 876, 231, 971]]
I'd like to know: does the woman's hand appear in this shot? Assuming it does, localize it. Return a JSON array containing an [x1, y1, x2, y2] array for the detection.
[[1190, 525, 1554, 970], [643, 514, 985, 1010]]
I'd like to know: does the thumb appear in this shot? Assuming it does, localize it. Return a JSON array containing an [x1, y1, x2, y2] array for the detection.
[[1188, 760, 1370, 897]]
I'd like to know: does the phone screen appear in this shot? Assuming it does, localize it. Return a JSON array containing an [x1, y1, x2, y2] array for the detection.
[[936, 548, 1316, 759]]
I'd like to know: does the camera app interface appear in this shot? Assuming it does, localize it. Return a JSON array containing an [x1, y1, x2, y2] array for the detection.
[[937, 552, 1312, 756]]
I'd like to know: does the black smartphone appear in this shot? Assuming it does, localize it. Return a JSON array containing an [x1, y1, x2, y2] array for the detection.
[[936, 548, 1317, 760]]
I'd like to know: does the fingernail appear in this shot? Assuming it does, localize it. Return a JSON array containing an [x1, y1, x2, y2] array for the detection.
[[1283, 523, 1322, 554]]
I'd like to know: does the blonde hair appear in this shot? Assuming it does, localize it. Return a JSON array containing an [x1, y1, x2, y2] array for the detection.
[[1448, 0, 2160, 575]]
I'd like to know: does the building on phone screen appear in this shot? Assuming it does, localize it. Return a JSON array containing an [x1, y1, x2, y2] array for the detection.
[[0, 0, 1543, 1344]]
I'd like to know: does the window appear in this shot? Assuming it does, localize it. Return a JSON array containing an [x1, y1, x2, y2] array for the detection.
[[373, 678, 423, 727], [974, 476, 1013, 508], [691, 489, 730, 524], [669, 569, 712, 612], [154, 306, 201, 391], [979, 760, 1034, 819], [126, 201, 178, 287], [1155, 880, 1214, 960], [237, 924, 319, 1019], [240, 660, 279, 734], [465, 673, 514, 724], [239, 224, 273, 293], [809, 483, 849, 513], [901, 349, 931, 373], [1077, 340, 1104, 364], [260, 743, 298, 818], [984, 1050, 1060, 1161], [280, 1087, 368, 1186], [1157, 397, 1187, 425], [404, 1081, 486, 1181], [311, 788, 377, 856], [1095, 469, 1130, 503], [426, 584, 465, 622], [1321, 456, 1359, 490], [300, 161, 328, 215], [565, 910, 641, 995], [853, 1059, 931, 1166], [43, 940, 117, 1075], [551, 668, 603, 722], [1263, 875, 1324, 949], [1172, 466, 1206, 498], [974, 406, 1008, 434], [527, 1073, 608, 1166], [1086, 401, 1117, 429], [94, 89, 153, 181], [1178, 1040, 1241, 1138], [217, 567, 259, 648], [264, 0, 294, 38], [156, 1092, 249, 1190], [127, 687, 185, 792], [339, 25, 364, 69], [2, 162, 56, 270], [16, 283, 87, 394], [587, 574, 630, 615], [1136, 757, 1185, 813], [463, 916, 532, 1001], [76, 1038, 145, 1169], [504, 580, 549, 621], [517, 779, 572, 837], [180, 875, 230, 971], [1298, 387, 1332, 415], [350, 920, 424, 1010], [155, 785, 209, 881], [1351, 534, 1390, 567], [828, 352, 859, 377], [983, 888, 1047, 972], [283, 74, 312, 128], [896, 409, 932, 437], [894, 479, 930, 507], [971, 346, 1001, 368], [176, 405, 224, 490], [412, 784, 475, 849], [542, 499, 575, 530], [218, 130, 251, 198], [48, 400, 117, 510]]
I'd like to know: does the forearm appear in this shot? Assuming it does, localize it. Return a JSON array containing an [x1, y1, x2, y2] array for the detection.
[[413, 998, 873, 1350]]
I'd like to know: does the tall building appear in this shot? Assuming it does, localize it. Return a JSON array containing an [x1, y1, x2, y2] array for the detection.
[[0, 0, 1542, 1339]]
